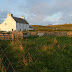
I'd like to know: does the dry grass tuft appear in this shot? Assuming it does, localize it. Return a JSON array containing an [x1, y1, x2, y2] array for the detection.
[[42, 44, 54, 52], [19, 45, 24, 52], [62, 44, 66, 50], [28, 52, 32, 63], [42, 44, 54, 55], [28, 56, 32, 63], [10, 40, 24, 52], [47, 51, 51, 55], [49, 45, 54, 51], [23, 58, 28, 66], [54, 38, 57, 44], [42, 45, 48, 51], [19, 41, 24, 52], [58, 44, 61, 48]]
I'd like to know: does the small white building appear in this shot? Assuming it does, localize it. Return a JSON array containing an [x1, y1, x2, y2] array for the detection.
[[0, 13, 33, 31]]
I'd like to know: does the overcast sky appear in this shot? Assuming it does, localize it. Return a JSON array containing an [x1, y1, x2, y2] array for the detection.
[[0, 0, 72, 25]]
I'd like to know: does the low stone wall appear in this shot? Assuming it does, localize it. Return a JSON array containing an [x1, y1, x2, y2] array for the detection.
[[0, 34, 4, 40], [0, 31, 23, 40], [1, 31, 72, 40], [67, 31, 72, 36], [30, 32, 38, 36], [37, 31, 72, 37], [28, 31, 72, 37]]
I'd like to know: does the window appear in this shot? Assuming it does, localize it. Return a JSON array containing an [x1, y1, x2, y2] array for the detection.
[[12, 29, 13, 31], [20, 29, 21, 31], [5, 23, 7, 25]]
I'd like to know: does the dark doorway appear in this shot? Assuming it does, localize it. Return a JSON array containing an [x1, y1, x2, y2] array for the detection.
[[12, 29, 13, 31], [20, 29, 21, 31]]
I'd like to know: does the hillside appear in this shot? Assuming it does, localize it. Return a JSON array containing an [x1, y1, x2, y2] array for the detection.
[[0, 36, 72, 72], [32, 24, 72, 31]]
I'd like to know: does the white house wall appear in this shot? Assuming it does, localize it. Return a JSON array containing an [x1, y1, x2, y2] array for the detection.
[[0, 16, 16, 31], [16, 23, 29, 31], [29, 28, 34, 30]]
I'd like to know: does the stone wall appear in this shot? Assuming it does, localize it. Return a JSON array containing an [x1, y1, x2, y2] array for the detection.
[[37, 31, 72, 37], [0, 31, 23, 40]]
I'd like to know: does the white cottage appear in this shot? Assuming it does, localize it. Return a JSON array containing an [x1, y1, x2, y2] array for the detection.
[[0, 13, 33, 31]]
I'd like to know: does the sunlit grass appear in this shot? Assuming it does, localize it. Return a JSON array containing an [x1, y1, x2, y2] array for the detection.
[[32, 24, 72, 31]]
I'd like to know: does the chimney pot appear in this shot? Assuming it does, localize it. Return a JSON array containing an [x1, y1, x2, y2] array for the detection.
[[7, 13, 13, 17], [21, 16, 25, 19]]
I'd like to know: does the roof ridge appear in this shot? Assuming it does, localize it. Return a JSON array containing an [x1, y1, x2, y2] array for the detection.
[[13, 17, 29, 24]]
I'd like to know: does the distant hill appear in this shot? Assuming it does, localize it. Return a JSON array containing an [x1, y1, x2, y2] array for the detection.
[[31, 24, 72, 31]]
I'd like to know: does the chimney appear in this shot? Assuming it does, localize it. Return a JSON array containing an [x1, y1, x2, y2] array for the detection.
[[7, 13, 13, 17], [21, 16, 25, 19]]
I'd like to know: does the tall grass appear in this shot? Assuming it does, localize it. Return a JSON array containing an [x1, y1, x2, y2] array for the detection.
[[0, 36, 72, 72]]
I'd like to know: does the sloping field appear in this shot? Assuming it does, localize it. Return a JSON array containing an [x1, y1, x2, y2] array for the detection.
[[0, 36, 72, 72], [32, 24, 72, 31]]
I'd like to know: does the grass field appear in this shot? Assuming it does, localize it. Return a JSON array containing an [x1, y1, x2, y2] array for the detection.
[[32, 24, 72, 31], [0, 36, 72, 72]]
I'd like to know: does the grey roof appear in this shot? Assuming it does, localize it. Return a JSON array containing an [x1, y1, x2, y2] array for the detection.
[[29, 26, 33, 28], [13, 17, 29, 24]]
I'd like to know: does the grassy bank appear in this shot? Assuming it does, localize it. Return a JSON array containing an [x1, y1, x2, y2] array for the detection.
[[0, 36, 72, 72], [32, 24, 72, 31]]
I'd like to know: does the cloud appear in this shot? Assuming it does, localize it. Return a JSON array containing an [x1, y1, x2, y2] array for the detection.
[[16, 0, 72, 25], [1, 0, 72, 25], [43, 12, 62, 22], [0, 10, 10, 23]]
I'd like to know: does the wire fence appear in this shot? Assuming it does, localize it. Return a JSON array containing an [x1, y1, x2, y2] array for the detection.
[[0, 47, 16, 72]]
